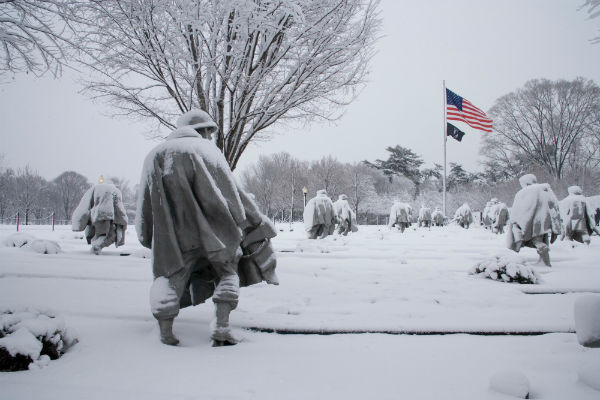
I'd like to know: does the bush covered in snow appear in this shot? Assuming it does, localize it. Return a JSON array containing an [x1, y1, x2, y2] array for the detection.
[[1, 234, 61, 254], [2, 233, 36, 248], [470, 254, 539, 284], [0, 308, 77, 371], [27, 239, 61, 254]]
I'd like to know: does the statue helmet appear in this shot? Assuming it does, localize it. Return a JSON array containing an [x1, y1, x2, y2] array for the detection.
[[519, 174, 537, 188], [568, 185, 583, 196], [176, 109, 218, 136]]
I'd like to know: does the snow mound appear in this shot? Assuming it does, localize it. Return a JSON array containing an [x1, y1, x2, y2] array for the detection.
[[574, 295, 600, 348], [470, 253, 539, 284], [133, 248, 152, 259], [60, 232, 84, 240], [489, 370, 530, 398], [26, 239, 61, 254], [578, 359, 600, 391], [0, 308, 78, 372], [2, 233, 36, 248], [296, 240, 331, 253]]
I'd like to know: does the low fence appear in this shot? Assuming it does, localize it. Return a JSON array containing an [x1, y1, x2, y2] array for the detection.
[[270, 209, 391, 226], [0, 212, 70, 231]]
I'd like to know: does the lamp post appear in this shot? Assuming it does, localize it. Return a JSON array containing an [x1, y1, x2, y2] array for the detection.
[[302, 186, 308, 208]]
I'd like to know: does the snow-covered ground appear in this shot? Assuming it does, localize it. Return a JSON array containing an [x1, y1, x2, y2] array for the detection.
[[1, 223, 599, 399]]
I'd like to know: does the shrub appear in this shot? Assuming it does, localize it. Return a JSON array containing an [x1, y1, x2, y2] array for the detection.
[[470, 254, 539, 284]]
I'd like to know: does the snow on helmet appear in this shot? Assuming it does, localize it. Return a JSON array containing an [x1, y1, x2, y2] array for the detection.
[[176, 109, 218, 135], [519, 174, 537, 188]]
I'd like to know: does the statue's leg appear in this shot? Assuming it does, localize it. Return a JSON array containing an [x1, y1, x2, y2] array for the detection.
[[211, 271, 240, 346], [580, 232, 591, 245], [157, 318, 179, 346], [150, 264, 192, 346], [316, 225, 327, 239], [532, 237, 551, 267], [151, 276, 181, 345], [90, 220, 114, 254]]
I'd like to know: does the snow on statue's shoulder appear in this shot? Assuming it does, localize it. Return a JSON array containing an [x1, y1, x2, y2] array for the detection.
[[141, 129, 228, 179]]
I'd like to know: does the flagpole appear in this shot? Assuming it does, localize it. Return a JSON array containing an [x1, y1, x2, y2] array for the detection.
[[442, 80, 447, 217]]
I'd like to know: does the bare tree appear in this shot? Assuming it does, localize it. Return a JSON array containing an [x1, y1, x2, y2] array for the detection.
[[74, 0, 381, 169], [52, 171, 90, 221], [0, 167, 15, 220], [483, 78, 600, 179], [281, 155, 308, 223], [344, 162, 375, 214], [580, 0, 600, 43], [14, 165, 46, 224], [0, 0, 77, 78], [108, 176, 139, 221], [241, 153, 289, 218], [309, 155, 345, 197]]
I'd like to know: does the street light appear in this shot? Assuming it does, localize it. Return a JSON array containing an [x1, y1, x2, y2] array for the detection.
[[302, 186, 308, 208]]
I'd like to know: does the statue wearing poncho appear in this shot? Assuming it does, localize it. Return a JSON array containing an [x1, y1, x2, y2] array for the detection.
[[71, 181, 128, 255], [507, 174, 561, 266], [559, 186, 600, 245], [303, 189, 337, 239]]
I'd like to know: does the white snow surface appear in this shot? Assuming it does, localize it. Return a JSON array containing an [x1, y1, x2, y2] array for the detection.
[[574, 295, 600, 347], [489, 370, 530, 398], [1, 223, 599, 399], [578, 359, 600, 391]]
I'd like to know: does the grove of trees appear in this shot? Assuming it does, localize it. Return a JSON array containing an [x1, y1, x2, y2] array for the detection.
[[240, 151, 506, 224], [481, 78, 600, 194], [0, 158, 136, 225], [3, 3, 600, 227]]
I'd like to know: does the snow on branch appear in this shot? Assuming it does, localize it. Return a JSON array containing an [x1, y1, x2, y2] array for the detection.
[[0, 0, 80, 78], [72, 0, 382, 169]]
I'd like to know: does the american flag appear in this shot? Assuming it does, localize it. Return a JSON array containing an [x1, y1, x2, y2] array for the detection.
[[446, 88, 492, 133]]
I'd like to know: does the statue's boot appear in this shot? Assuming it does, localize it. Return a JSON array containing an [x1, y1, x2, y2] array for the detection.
[[211, 303, 237, 347], [158, 318, 179, 346], [538, 248, 551, 267]]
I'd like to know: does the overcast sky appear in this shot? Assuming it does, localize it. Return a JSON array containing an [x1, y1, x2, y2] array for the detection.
[[1, 0, 599, 185]]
